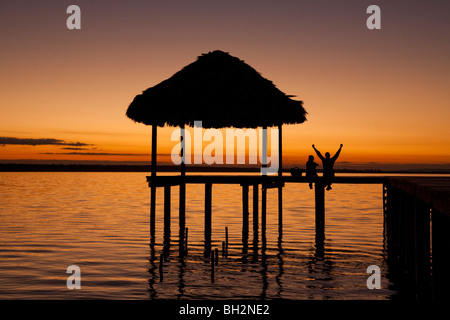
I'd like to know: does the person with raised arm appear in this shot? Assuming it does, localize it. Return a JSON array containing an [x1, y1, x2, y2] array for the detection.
[[312, 144, 343, 190]]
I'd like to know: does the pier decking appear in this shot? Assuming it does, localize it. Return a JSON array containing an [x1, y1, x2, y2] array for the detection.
[[147, 174, 450, 300]]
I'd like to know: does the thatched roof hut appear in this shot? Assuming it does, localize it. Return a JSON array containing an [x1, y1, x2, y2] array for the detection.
[[126, 50, 307, 176], [126, 50, 306, 128]]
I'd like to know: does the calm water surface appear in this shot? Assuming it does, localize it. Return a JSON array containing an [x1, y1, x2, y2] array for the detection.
[[0, 172, 398, 299]]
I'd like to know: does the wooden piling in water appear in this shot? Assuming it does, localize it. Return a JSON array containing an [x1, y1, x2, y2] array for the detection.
[[261, 185, 267, 241], [315, 181, 325, 236], [205, 183, 212, 254], [164, 185, 171, 243], [432, 209, 450, 300], [253, 184, 259, 250], [225, 227, 228, 257], [150, 186, 156, 244], [211, 250, 215, 283], [414, 199, 431, 299], [242, 185, 249, 253], [185, 227, 188, 254], [278, 186, 283, 239], [159, 253, 164, 282], [222, 241, 225, 257]]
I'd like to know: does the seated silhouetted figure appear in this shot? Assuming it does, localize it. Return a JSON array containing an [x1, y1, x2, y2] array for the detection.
[[312, 144, 343, 190], [305, 155, 319, 189]]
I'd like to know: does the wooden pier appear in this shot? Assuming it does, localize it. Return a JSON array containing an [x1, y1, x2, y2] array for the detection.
[[146, 174, 450, 300], [383, 177, 450, 300]]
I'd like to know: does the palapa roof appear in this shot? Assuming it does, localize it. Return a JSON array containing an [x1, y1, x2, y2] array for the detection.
[[126, 50, 307, 128]]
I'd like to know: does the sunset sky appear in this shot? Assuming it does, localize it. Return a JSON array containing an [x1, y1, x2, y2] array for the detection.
[[1, 0, 449, 169]]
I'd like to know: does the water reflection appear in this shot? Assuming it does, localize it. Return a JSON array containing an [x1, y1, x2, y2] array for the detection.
[[147, 217, 337, 300]]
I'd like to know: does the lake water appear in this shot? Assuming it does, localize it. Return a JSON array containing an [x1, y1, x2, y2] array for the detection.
[[0, 172, 411, 300]]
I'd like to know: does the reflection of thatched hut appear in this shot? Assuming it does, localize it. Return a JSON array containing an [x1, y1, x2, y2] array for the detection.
[[126, 50, 307, 175]]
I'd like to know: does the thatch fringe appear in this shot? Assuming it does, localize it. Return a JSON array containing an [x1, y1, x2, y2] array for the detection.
[[126, 50, 307, 128]]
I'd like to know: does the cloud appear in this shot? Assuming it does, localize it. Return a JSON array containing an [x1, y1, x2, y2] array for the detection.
[[39, 152, 148, 156], [0, 137, 92, 147], [60, 147, 91, 150]]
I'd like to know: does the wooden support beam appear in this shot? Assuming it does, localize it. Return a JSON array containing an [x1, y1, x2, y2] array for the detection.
[[315, 180, 325, 236], [253, 184, 259, 251], [205, 183, 212, 255], [278, 124, 282, 177], [242, 185, 249, 253], [151, 124, 157, 178], [150, 186, 156, 245], [261, 185, 267, 241], [164, 185, 171, 244], [179, 124, 186, 250], [150, 124, 157, 245], [278, 186, 282, 239]]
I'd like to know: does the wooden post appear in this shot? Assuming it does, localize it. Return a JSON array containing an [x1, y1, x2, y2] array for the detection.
[[179, 125, 186, 253], [164, 185, 171, 244], [151, 124, 157, 178], [405, 193, 416, 297], [315, 179, 325, 236], [150, 124, 157, 244], [261, 126, 267, 175], [414, 199, 431, 300], [225, 226, 229, 257], [150, 186, 156, 244], [185, 227, 188, 254], [253, 184, 259, 252], [432, 209, 450, 300], [261, 185, 267, 242], [205, 183, 212, 255], [278, 124, 283, 239], [211, 250, 215, 283], [242, 185, 249, 253], [159, 253, 164, 282]]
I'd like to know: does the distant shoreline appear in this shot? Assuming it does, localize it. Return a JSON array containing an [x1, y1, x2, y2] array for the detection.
[[0, 163, 449, 174]]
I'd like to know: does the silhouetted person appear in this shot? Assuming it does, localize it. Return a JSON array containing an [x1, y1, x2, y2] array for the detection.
[[305, 155, 319, 189], [289, 167, 302, 177], [312, 144, 343, 190]]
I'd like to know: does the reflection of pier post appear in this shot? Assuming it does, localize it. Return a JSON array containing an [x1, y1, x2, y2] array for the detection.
[[261, 184, 267, 243], [315, 180, 325, 238], [242, 184, 249, 254], [205, 183, 212, 256], [253, 184, 259, 257], [164, 185, 171, 250]]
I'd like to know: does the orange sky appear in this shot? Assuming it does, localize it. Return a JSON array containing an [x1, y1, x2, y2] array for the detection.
[[0, 1, 449, 168]]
